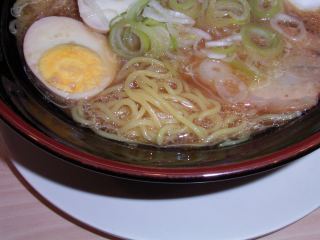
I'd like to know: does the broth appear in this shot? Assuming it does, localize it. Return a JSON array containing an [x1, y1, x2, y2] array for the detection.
[[10, 0, 320, 146]]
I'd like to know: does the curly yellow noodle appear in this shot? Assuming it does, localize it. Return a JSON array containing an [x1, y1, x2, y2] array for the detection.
[[162, 78, 184, 95], [137, 76, 160, 92], [135, 108, 146, 120], [111, 99, 139, 116], [128, 70, 172, 81], [180, 92, 208, 111], [124, 84, 162, 128], [102, 83, 124, 95], [116, 57, 166, 81], [71, 57, 297, 146], [133, 90, 164, 110], [162, 94, 196, 110], [255, 112, 301, 123], [124, 57, 166, 69], [136, 76, 207, 138], [71, 106, 93, 126], [182, 81, 191, 93], [205, 123, 248, 143], [95, 103, 126, 125], [198, 106, 222, 120], [223, 115, 240, 128], [194, 89, 208, 103], [140, 126, 157, 142], [120, 119, 155, 133], [157, 124, 175, 145], [93, 129, 133, 143], [165, 126, 189, 143], [157, 124, 186, 145], [207, 115, 224, 132]]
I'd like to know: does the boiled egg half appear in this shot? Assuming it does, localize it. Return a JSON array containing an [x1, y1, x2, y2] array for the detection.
[[23, 16, 118, 101], [78, 0, 136, 33]]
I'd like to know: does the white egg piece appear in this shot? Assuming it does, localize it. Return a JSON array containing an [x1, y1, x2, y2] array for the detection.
[[23, 16, 118, 101], [287, 0, 320, 11], [78, 0, 137, 33]]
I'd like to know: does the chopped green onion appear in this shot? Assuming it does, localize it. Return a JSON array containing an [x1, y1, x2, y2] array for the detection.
[[109, 20, 171, 58], [143, 0, 195, 25], [210, 45, 237, 55], [249, 0, 282, 20], [168, 0, 202, 19], [270, 13, 307, 41], [135, 22, 172, 57], [170, 35, 178, 50], [205, 0, 251, 28], [229, 59, 261, 87], [126, 0, 150, 21], [109, 20, 151, 58], [143, 18, 163, 26], [241, 24, 284, 58], [108, 0, 175, 59]]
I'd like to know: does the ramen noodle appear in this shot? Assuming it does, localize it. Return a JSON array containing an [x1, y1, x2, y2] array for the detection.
[[10, 0, 320, 146]]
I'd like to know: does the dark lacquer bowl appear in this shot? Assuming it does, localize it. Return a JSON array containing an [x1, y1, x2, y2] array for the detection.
[[1, 0, 320, 183]]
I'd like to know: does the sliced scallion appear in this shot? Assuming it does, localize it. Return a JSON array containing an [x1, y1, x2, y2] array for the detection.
[[241, 24, 284, 58], [109, 20, 171, 58], [168, 0, 202, 19], [205, 0, 251, 28], [249, 0, 282, 20], [109, 20, 151, 58], [126, 0, 150, 21]]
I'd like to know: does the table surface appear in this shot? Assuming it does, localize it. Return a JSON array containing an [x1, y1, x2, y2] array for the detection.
[[0, 140, 320, 240]]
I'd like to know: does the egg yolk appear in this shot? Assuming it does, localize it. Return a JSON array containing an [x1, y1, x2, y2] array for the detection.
[[39, 44, 105, 93]]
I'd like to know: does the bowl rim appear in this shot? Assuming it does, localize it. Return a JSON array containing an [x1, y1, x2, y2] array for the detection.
[[1, 99, 320, 182], [1, 0, 320, 182]]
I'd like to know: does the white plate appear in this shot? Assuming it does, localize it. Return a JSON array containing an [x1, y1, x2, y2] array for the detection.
[[2, 125, 320, 240]]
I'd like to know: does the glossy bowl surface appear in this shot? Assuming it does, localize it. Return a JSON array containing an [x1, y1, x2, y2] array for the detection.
[[1, 0, 320, 182]]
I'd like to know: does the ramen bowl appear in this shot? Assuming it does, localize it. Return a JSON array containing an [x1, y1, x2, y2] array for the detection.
[[1, 0, 320, 183]]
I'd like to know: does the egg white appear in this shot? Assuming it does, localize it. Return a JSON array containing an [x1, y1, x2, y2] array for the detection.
[[23, 16, 118, 100], [77, 0, 136, 33], [287, 0, 320, 11]]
